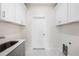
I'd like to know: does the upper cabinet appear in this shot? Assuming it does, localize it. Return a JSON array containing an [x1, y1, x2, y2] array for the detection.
[[55, 3, 68, 25], [16, 3, 27, 25], [68, 3, 79, 23], [0, 3, 27, 26], [0, 3, 16, 23], [55, 3, 79, 26]]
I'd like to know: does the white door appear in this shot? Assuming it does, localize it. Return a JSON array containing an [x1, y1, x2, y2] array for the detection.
[[32, 17, 48, 50]]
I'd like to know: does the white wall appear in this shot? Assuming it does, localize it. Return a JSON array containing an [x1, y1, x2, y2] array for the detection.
[[22, 6, 32, 55], [47, 8, 61, 51], [0, 21, 23, 40]]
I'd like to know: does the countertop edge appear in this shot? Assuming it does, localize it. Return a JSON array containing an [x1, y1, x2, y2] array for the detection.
[[0, 39, 25, 56]]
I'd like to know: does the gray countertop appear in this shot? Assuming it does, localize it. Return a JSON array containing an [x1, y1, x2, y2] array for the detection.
[[0, 39, 25, 56]]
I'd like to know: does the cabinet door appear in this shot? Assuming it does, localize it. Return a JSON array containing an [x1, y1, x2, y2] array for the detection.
[[16, 4, 22, 24], [16, 3, 27, 25], [1, 3, 16, 22], [68, 3, 79, 23], [22, 4, 27, 25], [19, 4, 27, 25], [56, 3, 68, 25]]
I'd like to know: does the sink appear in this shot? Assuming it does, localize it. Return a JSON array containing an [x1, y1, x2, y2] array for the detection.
[[0, 41, 18, 52]]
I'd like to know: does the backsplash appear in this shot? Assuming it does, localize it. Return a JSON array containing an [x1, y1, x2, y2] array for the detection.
[[0, 21, 23, 40]]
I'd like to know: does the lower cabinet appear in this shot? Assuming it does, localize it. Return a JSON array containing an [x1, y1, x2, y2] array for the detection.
[[7, 41, 25, 56]]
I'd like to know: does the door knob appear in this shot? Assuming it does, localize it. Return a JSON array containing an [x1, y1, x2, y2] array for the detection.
[[43, 33, 45, 36]]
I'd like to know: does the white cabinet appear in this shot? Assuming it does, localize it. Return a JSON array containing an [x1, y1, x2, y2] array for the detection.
[[16, 3, 27, 25], [0, 3, 16, 23], [56, 3, 79, 25], [0, 3, 27, 26], [16, 4, 23, 25], [68, 3, 79, 23], [55, 3, 68, 25]]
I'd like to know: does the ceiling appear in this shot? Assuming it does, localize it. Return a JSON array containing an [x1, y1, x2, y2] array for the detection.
[[24, 3, 57, 8]]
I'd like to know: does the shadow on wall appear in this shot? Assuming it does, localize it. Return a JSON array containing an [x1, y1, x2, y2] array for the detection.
[[57, 23, 79, 36]]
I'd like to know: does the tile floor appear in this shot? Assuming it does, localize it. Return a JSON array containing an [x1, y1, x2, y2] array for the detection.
[[26, 49, 64, 56]]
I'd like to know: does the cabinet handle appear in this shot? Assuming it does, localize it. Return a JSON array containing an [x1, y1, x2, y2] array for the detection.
[[2, 11, 5, 17]]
